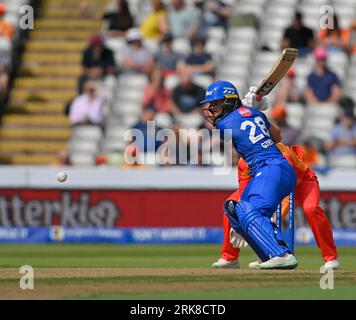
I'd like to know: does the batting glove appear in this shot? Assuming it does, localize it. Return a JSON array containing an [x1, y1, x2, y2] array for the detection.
[[241, 86, 270, 111], [230, 228, 248, 249]]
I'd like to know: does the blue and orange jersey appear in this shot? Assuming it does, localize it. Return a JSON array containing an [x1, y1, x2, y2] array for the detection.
[[238, 143, 309, 187], [237, 142, 310, 218]]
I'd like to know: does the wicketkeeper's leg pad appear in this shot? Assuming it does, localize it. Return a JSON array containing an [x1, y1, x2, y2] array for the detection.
[[224, 200, 290, 261]]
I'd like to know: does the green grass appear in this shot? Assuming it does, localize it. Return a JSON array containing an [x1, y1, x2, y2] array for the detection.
[[0, 244, 354, 299], [75, 285, 356, 300], [0, 244, 354, 269]]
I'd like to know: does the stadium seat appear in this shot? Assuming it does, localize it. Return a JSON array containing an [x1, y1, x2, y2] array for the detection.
[[305, 104, 340, 119], [207, 27, 226, 42], [175, 114, 204, 129], [154, 113, 173, 129], [70, 153, 95, 166], [192, 74, 213, 89], [302, 127, 331, 141], [286, 103, 305, 130], [104, 37, 126, 53], [172, 38, 191, 55], [164, 74, 179, 90], [101, 138, 126, 152], [118, 74, 148, 88], [328, 155, 356, 168], [112, 101, 142, 116], [71, 126, 103, 142]]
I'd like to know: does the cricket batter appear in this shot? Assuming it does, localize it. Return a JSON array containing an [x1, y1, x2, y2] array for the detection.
[[212, 142, 340, 270], [201, 80, 298, 269]]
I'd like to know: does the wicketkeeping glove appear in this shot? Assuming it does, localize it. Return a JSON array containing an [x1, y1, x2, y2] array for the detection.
[[241, 86, 270, 111], [230, 228, 248, 249]]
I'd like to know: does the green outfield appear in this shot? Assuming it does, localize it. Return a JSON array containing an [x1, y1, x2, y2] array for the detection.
[[0, 244, 354, 299]]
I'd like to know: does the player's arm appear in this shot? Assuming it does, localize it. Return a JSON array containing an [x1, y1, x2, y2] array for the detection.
[[268, 120, 282, 143]]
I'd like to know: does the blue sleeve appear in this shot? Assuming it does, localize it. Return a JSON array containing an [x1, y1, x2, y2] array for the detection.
[[82, 49, 91, 67], [353, 127, 356, 138], [330, 72, 340, 86], [329, 127, 338, 142], [106, 49, 115, 67]]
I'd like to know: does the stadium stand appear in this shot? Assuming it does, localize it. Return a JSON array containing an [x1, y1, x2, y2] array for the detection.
[[0, 0, 108, 164], [0, 0, 355, 168]]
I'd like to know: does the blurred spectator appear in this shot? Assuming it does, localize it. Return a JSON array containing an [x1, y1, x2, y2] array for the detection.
[[179, 36, 215, 76], [121, 28, 155, 75], [0, 3, 12, 105], [156, 33, 183, 76], [80, 0, 134, 38], [0, 64, 9, 105], [170, 68, 205, 114], [300, 140, 319, 168], [80, 34, 116, 92], [281, 12, 314, 56], [304, 47, 341, 105], [140, 0, 169, 41], [103, 0, 134, 37], [318, 13, 351, 54], [142, 68, 171, 113], [325, 109, 356, 158], [129, 105, 162, 154], [159, 122, 191, 165], [274, 68, 302, 106], [339, 96, 355, 114], [193, 0, 230, 31], [0, 4, 14, 40], [168, 0, 200, 39], [271, 105, 300, 146], [351, 20, 356, 54], [69, 80, 106, 126]]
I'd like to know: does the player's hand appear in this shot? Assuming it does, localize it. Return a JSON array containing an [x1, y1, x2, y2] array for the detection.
[[230, 228, 248, 249], [242, 86, 270, 111]]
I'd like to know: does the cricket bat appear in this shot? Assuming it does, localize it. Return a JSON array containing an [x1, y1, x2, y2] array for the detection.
[[255, 48, 298, 99]]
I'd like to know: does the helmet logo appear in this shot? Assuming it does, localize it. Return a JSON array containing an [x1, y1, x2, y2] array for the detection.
[[223, 88, 236, 94]]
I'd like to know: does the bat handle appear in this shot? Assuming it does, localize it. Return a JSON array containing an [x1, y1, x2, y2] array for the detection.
[[255, 94, 262, 101]]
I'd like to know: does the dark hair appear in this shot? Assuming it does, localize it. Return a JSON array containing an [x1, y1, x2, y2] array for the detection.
[[295, 12, 303, 22], [160, 33, 173, 44], [118, 0, 130, 14], [339, 96, 355, 110], [116, 0, 134, 28], [191, 36, 206, 47]]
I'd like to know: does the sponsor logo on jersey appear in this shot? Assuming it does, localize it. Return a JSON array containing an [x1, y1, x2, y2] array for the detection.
[[238, 107, 251, 116]]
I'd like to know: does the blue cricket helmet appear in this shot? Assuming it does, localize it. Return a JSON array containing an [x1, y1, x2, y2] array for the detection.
[[200, 80, 239, 105]]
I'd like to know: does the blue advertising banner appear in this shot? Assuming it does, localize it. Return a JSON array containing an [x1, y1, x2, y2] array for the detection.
[[0, 227, 355, 245]]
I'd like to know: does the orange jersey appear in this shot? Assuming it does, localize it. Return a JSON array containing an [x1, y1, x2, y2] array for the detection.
[[0, 21, 14, 40]]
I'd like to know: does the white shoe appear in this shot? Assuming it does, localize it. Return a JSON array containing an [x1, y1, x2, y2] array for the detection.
[[212, 258, 240, 269], [324, 259, 340, 271], [248, 260, 261, 269], [259, 253, 298, 270]]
